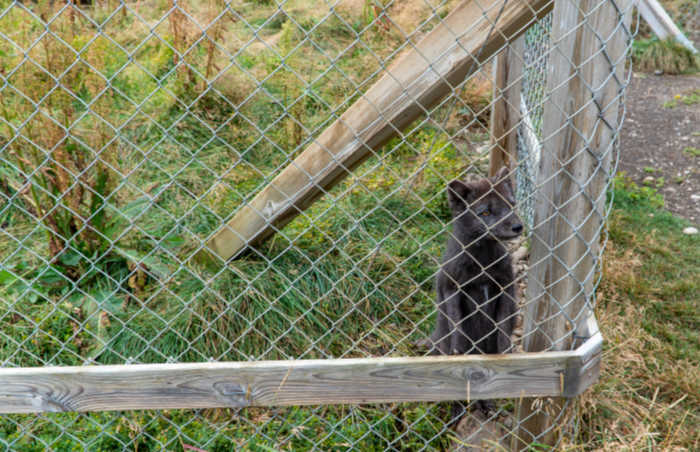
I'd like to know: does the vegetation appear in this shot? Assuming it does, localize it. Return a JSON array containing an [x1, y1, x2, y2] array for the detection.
[[0, 0, 478, 449], [631, 0, 699, 74], [683, 146, 700, 157], [631, 37, 699, 75], [573, 176, 699, 450], [1, 0, 698, 450], [0, 0, 474, 365], [3, 167, 697, 451], [663, 88, 700, 108]]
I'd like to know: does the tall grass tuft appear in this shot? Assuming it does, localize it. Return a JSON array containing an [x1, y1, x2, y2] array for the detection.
[[168, 0, 197, 90], [632, 37, 699, 74], [0, 0, 120, 269]]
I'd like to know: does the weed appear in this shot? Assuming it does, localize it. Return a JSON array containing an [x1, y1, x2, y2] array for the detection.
[[168, 0, 197, 90], [204, 0, 226, 82], [683, 146, 700, 157], [663, 88, 700, 108], [0, 1, 130, 271], [615, 173, 665, 208]]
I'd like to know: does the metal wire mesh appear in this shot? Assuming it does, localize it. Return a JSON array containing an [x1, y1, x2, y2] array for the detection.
[[675, 0, 699, 31], [0, 0, 633, 449], [636, 0, 699, 38], [514, 12, 550, 229]]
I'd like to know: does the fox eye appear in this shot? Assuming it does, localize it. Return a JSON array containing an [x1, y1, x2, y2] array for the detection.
[[480, 210, 490, 217]]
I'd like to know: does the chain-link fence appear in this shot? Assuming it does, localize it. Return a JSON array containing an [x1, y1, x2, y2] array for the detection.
[[1, 0, 633, 450], [636, 0, 699, 38], [513, 12, 550, 229], [672, 0, 699, 32]]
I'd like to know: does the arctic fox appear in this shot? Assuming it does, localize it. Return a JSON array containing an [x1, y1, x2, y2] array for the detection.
[[431, 167, 523, 357]]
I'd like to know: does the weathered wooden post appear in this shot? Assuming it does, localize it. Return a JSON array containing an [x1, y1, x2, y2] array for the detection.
[[516, 0, 632, 448], [488, 36, 524, 177]]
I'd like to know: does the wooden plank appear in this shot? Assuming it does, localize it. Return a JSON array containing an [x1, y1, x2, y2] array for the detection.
[[523, 0, 630, 365], [202, 0, 554, 262], [0, 343, 601, 414], [637, 0, 697, 53], [488, 35, 524, 177], [516, 0, 632, 448], [562, 332, 602, 397]]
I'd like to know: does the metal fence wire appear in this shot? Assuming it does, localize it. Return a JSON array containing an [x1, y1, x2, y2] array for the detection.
[[635, 0, 698, 38], [0, 0, 634, 450]]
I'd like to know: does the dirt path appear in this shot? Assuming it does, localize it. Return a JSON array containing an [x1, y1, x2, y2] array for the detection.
[[618, 73, 699, 223]]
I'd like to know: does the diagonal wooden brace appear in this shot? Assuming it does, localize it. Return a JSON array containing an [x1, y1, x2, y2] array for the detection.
[[203, 0, 554, 262]]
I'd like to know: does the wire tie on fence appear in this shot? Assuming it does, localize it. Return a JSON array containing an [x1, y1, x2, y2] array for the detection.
[[593, 95, 615, 133], [573, 331, 592, 348]]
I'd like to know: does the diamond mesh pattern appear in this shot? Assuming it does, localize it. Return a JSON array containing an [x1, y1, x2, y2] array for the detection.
[[0, 0, 633, 449]]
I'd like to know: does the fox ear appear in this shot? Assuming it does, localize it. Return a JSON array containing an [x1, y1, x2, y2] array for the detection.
[[447, 180, 471, 210], [494, 166, 514, 197], [495, 166, 509, 181]]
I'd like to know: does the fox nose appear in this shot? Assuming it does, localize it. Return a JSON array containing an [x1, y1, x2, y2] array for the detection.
[[512, 223, 523, 233]]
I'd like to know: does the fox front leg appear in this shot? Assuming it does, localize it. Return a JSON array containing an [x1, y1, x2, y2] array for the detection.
[[446, 291, 469, 355], [430, 282, 455, 355], [495, 283, 517, 353]]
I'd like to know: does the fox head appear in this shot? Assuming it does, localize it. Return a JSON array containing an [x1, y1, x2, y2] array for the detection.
[[446, 167, 523, 244]]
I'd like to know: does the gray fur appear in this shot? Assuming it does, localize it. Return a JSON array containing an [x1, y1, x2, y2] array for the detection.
[[431, 167, 522, 356]]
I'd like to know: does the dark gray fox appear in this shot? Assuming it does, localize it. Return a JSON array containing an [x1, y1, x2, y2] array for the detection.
[[430, 167, 523, 357]]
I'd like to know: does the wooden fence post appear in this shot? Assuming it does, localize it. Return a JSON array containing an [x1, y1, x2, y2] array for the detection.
[[489, 36, 524, 177], [516, 0, 632, 448]]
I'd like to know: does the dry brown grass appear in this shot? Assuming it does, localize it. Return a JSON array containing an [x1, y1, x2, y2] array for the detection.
[[569, 199, 700, 450], [0, 1, 120, 260]]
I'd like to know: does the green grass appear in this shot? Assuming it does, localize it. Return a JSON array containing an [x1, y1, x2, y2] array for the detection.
[[2, 0, 698, 449], [0, 0, 477, 367], [0, 2, 481, 449], [683, 146, 700, 157], [663, 88, 700, 108], [4, 174, 698, 450], [0, 404, 450, 451], [1, 126, 466, 366]]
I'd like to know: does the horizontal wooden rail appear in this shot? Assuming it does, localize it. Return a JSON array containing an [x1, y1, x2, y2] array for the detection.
[[201, 0, 554, 262], [0, 333, 601, 413]]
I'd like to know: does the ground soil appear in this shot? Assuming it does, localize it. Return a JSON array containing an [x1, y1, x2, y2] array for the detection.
[[619, 72, 700, 224]]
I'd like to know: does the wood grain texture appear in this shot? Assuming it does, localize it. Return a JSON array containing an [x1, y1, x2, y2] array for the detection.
[[202, 0, 554, 262], [523, 0, 631, 363], [0, 340, 602, 414], [489, 35, 524, 177], [517, 0, 632, 447]]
